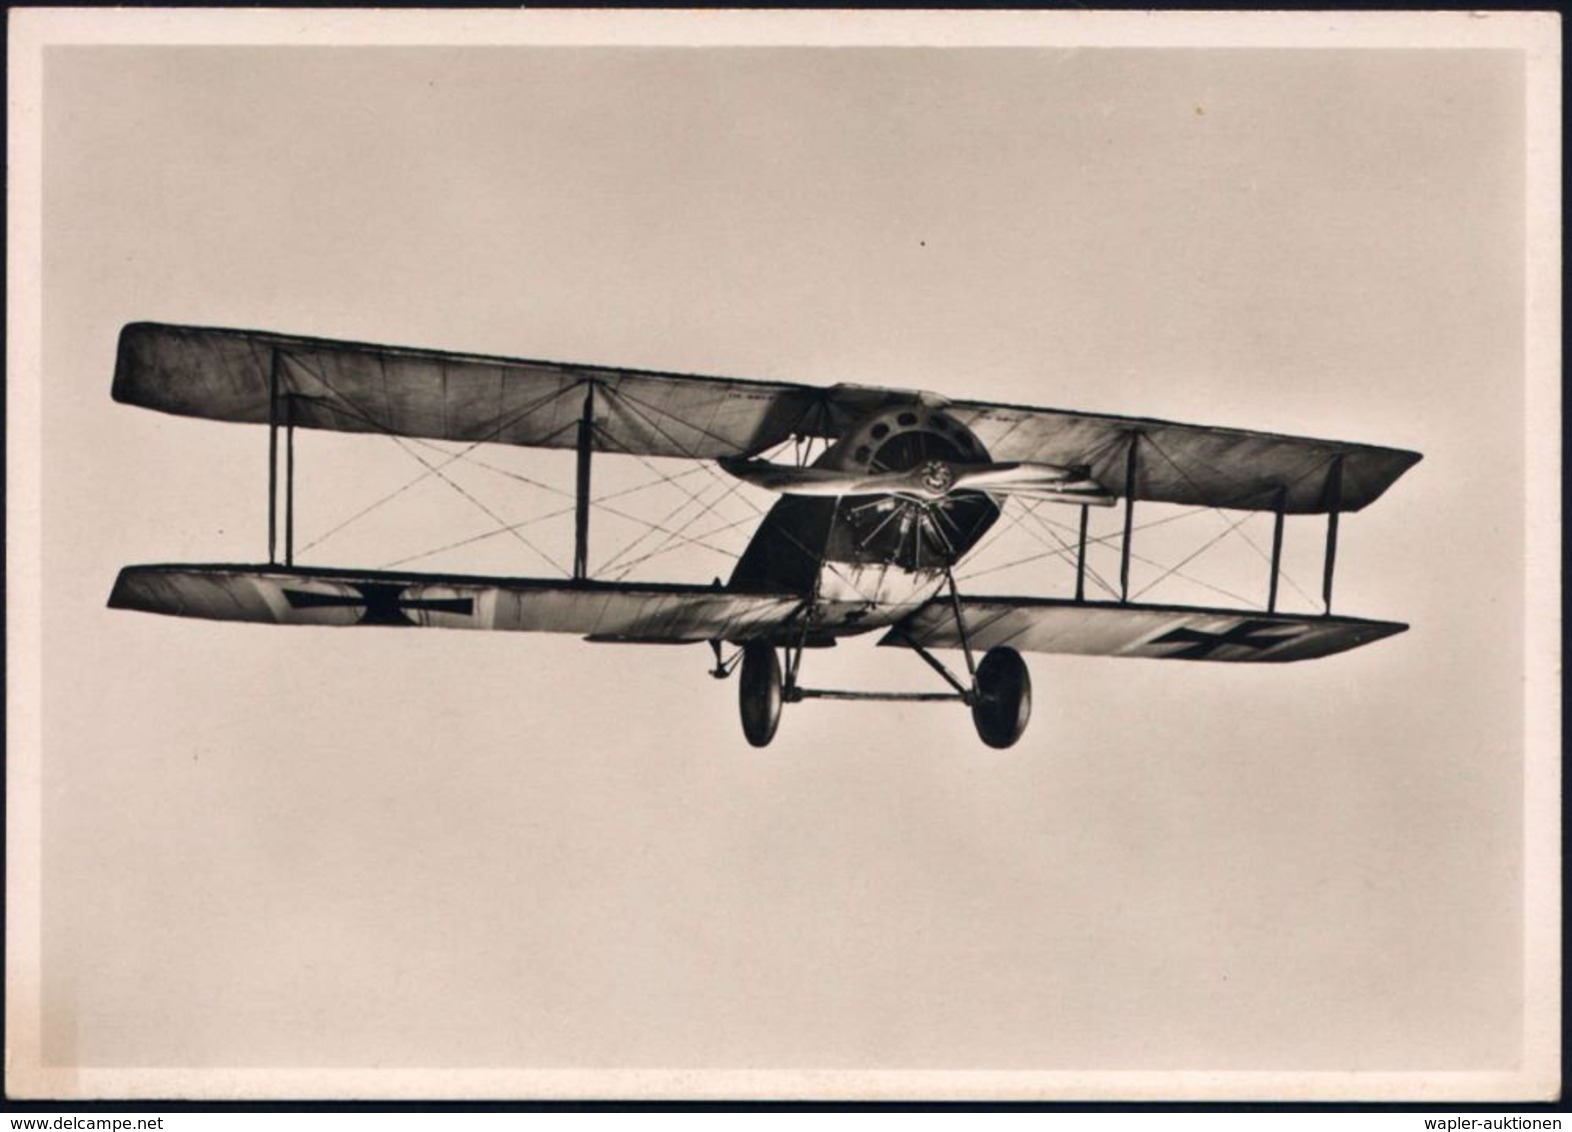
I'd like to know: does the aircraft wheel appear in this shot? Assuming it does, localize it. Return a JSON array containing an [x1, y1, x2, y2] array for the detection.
[[739, 642, 783, 747], [971, 646, 1031, 749]]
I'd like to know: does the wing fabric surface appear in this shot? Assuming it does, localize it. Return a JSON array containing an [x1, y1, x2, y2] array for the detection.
[[881, 596, 1406, 662], [110, 564, 803, 642], [113, 322, 835, 460], [945, 400, 1420, 514], [115, 322, 1420, 513]]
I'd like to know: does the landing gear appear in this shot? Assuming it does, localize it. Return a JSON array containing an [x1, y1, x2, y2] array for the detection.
[[724, 571, 1033, 749], [738, 641, 783, 747], [970, 646, 1031, 749], [727, 637, 1033, 749]]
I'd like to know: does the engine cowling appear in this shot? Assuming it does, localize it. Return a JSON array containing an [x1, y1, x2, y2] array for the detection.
[[821, 403, 999, 571], [824, 401, 991, 474]]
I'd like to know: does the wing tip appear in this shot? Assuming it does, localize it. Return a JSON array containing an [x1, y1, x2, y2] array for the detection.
[[1341, 445, 1424, 513], [1268, 616, 1409, 662], [111, 322, 160, 405], [106, 565, 150, 611]]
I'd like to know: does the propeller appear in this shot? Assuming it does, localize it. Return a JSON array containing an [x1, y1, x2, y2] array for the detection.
[[718, 456, 1116, 506]]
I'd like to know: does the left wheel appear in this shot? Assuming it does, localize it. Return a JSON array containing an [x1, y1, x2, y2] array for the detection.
[[971, 646, 1031, 749], [739, 642, 782, 747]]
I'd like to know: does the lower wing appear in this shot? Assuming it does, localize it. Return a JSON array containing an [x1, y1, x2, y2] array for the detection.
[[110, 564, 803, 643], [879, 596, 1405, 662]]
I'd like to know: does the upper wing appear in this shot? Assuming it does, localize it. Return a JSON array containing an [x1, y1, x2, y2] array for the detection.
[[880, 596, 1406, 663], [110, 563, 803, 643], [945, 399, 1421, 514], [114, 323, 1420, 510], [112, 322, 838, 460]]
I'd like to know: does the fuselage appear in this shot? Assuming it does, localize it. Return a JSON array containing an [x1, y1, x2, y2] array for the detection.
[[728, 400, 1000, 641]]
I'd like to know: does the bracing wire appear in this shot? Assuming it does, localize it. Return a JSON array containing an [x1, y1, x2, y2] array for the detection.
[[267, 353, 1310, 611], [287, 353, 785, 576], [1015, 500, 1119, 599], [960, 505, 1210, 584], [1139, 432, 1333, 609], [290, 357, 581, 556], [385, 436, 567, 575], [1131, 506, 1257, 601], [285, 404, 567, 574]]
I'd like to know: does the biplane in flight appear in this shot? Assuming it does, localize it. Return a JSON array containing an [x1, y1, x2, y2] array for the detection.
[[109, 323, 1421, 748]]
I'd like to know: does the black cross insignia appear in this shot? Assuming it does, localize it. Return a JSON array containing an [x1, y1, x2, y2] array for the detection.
[[1149, 619, 1303, 659], [283, 582, 474, 626]]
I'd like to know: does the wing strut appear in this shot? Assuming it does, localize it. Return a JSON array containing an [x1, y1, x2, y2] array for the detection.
[[265, 349, 298, 567], [1321, 455, 1344, 614], [285, 393, 297, 567], [1075, 502, 1090, 602], [573, 381, 596, 581], [1267, 485, 1286, 613], [267, 351, 280, 564], [1119, 431, 1140, 601]]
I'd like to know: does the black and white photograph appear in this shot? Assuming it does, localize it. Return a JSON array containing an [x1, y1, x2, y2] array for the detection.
[[6, 9, 1559, 1103]]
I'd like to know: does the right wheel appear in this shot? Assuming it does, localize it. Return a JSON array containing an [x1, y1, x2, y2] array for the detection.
[[971, 646, 1031, 749], [738, 642, 782, 748]]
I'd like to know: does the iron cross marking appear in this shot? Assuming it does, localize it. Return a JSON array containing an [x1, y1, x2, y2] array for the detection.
[[283, 582, 474, 626], [1150, 619, 1303, 659]]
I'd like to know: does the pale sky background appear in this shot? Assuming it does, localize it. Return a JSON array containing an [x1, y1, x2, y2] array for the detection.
[[31, 41, 1532, 1077]]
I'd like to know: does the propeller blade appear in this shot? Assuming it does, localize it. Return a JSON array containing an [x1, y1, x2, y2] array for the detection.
[[993, 484, 1119, 507], [718, 456, 1114, 505], [951, 461, 1116, 506], [950, 461, 1073, 489], [717, 457, 909, 496]]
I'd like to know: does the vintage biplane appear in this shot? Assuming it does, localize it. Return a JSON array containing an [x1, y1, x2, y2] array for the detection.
[[109, 322, 1421, 748]]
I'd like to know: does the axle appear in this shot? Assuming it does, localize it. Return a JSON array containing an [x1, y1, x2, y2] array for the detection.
[[784, 687, 968, 704]]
